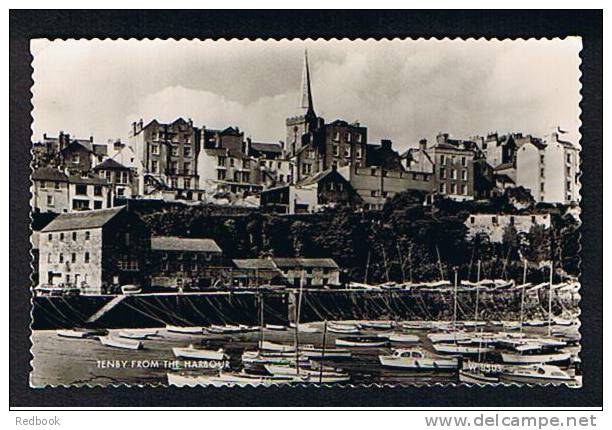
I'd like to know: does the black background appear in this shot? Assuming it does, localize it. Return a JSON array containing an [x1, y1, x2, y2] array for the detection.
[[9, 9, 603, 408]]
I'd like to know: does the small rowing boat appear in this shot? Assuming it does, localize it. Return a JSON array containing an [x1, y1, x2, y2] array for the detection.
[[118, 329, 158, 339], [360, 321, 394, 330], [433, 343, 493, 355], [165, 325, 203, 334], [265, 324, 287, 331], [259, 340, 296, 353], [499, 364, 575, 385], [400, 321, 434, 330], [386, 333, 419, 343], [172, 344, 227, 361], [56, 328, 105, 338], [99, 335, 142, 350], [427, 331, 472, 343], [299, 345, 352, 359], [335, 336, 387, 348]]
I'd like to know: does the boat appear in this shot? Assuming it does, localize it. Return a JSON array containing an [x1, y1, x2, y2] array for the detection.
[[400, 321, 434, 330], [165, 325, 203, 334], [167, 371, 295, 387], [427, 331, 472, 343], [459, 368, 500, 384], [99, 335, 142, 350], [433, 343, 493, 355], [206, 324, 245, 334], [167, 372, 205, 387], [360, 321, 394, 330], [265, 324, 287, 331], [378, 348, 458, 370], [118, 329, 158, 339], [335, 336, 387, 347], [499, 364, 576, 384], [387, 333, 420, 343], [242, 350, 308, 368], [500, 342, 572, 364], [553, 317, 575, 326], [56, 328, 105, 338], [259, 340, 296, 353], [264, 364, 351, 383], [523, 319, 546, 327], [461, 321, 487, 328], [327, 322, 361, 334], [299, 344, 352, 359], [172, 344, 227, 361]]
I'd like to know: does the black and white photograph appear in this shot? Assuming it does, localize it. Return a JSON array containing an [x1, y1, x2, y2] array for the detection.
[[28, 37, 583, 388]]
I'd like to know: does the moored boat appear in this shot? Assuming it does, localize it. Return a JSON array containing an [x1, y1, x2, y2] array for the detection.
[[259, 340, 296, 353], [172, 344, 227, 361], [459, 369, 500, 384], [335, 336, 387, 348], [386, 333, 420, 343], [427, 331, 472, 343], [433, 343, 493, 355], [56, 328, 105, 338], [299, 344, 352, 359], [499, 364, 576, 385], [99, 335, 142, 350], [378, 348, 458, 370], [265, 324, 287, 331], [165, 325, 203, 334], [118, 329, 158, 339], [360, 321, 394, 330]]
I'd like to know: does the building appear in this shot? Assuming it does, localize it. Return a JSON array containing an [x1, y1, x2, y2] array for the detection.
[[472, 132, 519, 169], [260, 183, 317, 214], [149, 236, 223, 289], [401, 139, 435, 175], [273, 258, 340, 287], [465, 213, 551, 243], [128, 117, 200, 197], [68, 174, 112, 211], [31, 167, 70, 214], [431, 133, 476, 201], [232, 257, 340, 287], [38, 207, 150, 294], [58, 136, 107, 174], [245, 139, 285, 160], [93, 158, 138, 201], [197, 147, 263, 196], [515, 127, 580, 204]]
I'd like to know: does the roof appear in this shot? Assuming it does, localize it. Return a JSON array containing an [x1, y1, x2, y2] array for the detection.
[[273, 258, 339, 269], [250, 142, 283, 154], [68, 174, 109, 185], [93, 158, 131, 171], [495, 174, 515, 184], [151, 236, 222, 253], [32, 167, 68, 182], [296, 169, 334, 187], [233, 259, 279, 270], [494, 162, 515, 171], [42, 207, 125, 232]]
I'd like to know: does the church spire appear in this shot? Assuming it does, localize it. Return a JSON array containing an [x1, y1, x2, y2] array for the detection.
[[299, 49, 315, 117]]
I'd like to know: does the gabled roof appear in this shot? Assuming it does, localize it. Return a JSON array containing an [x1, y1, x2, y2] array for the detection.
[[250, 142, 283, 154], [494, 162, 515, 171], [68, 174, 109, 185], [151, 236, 222, 253], [233, 258, 278, 270], [93, 158, 131, 171], [273, 258, 339, 269], [42, 206, 125, 232], [495, 174, 515, 184], [32, 167, 68, 182]]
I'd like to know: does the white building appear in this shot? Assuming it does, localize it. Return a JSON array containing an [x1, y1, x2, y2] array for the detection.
[[515, 128, 580, 204]]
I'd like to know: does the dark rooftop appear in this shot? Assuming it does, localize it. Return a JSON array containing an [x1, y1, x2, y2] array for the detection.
[[42, 207, 125, 232]]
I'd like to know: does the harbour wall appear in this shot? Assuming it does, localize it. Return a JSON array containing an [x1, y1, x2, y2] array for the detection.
[[32, 288, 578, 330]]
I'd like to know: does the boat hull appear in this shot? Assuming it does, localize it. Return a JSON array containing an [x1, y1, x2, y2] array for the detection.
[[172, 347, 226, 361], [459, 370, 499, 384], [99, 336, 142, 350], [378, 356, 458, 370], [501, 352, 572, 364]]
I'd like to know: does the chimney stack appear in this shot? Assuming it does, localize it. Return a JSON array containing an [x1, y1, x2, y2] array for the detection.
[[419, 139, 427, 150]]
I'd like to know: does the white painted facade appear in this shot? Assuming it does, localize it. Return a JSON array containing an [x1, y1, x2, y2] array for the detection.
[[465, 213, 551, 243]]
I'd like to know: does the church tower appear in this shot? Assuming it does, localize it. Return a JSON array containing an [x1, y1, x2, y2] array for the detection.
[[286, 50, 320, 157]]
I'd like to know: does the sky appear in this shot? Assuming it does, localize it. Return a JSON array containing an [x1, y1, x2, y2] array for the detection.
[[31, 38, 582, 153]]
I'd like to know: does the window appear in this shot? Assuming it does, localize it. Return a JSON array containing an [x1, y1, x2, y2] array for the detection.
[[230, 158, 235, 167], [439, 183, 446, 194], [117, 187, 125, 196], [60, 233, 64, 241], [71, 253, 76, 263], [333, 146, 339, 156], [170, 161, 178, 174], [492, 216, 498, 225], [540, 183, 545, 192], [105, 171, 112, 182], [451, 169, 457, 180], [84, 252, 90, 263], [47, 254, 52, 263], [94, 186, 103, 196], [46, 195, 54, 206], [440, 167, 446, 179], [450, 183, 457, 194], [440, 155, 446, 165], [72, 232, 77, 241], [94, 201, 102, 209], [85, 231, 90, 240], [75, 184, 87, 195], [151, 144, 160, 155], [171, 145, 179, 156], [48, 233, 52, 241], [59, 253, 64, 263], [540, 154, 545, 164], [54, 181, 60, 190], [461, 184, 467, 195], [356, 147, 362, 159], [40, 181, 46, 189], [461, 156, 467, 166], [184, 146, 192, 158], [346, 133, 351, 142], [566, 153, 571, 163], [333, 132, 340, 142], [540, 168, 545, 178], [470, 216, 475, 224], [151, 160, 158, 172], [184, 162, 191, 173], [510, 216, 515, 225], [217, 170, 226, 180], [184, 178, 192, 189], [72, 154, 80, 164]]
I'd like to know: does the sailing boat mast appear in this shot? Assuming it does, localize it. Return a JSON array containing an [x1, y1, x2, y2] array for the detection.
[[452, 268, 458, 331], [474, 260, 481, 328], [364, 250, 371, 284], [520, 259, 527, 334], [294, 270, 305, 375], [396, 243, 406, 284], [436, 245, 445, 280], [548, 261, 553, 336]]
